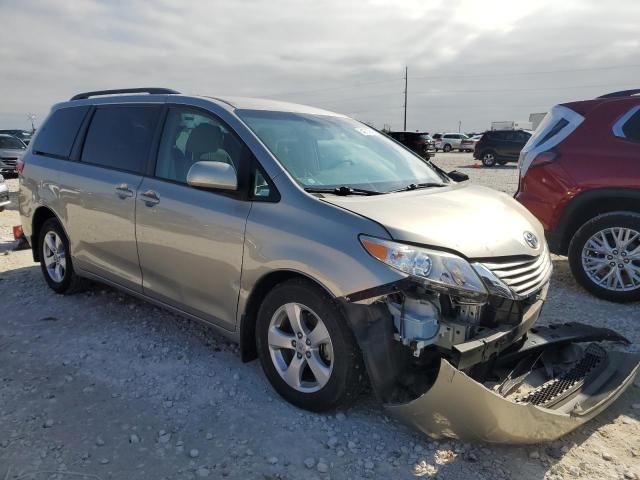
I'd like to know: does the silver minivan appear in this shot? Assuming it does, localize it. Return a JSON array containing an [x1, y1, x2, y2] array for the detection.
[[19, 88, 638, 443]]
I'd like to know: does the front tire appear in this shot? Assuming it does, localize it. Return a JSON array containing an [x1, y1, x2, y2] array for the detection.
[[568, 212, 640, 302], [38, 218, 85, 294], [256, 279, 365, 411]]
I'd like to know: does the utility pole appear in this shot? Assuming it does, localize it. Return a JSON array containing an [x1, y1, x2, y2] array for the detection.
[[403, 66, 408, 131], [458, 120, 462, 133]]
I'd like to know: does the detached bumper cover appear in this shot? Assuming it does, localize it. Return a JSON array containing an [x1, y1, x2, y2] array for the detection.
[[386, 351, 639, 444]]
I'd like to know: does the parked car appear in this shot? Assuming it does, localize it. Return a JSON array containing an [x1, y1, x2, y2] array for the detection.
[[0, 174, 9, 212], [459, 134, 481, 152], [386, 131, 432, 159], [18, 88, 639, 443], [517, 89, 640, 302], [0, 133, 27, 176], [474, 129, 531, 166], [0, 129, 33, 145], [436, 133, 469, 152], [431, 133, 442, 149]]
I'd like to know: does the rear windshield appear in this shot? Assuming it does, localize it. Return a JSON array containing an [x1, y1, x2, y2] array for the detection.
[[0, 136, 25, 150], [33, 106, 89, 158]]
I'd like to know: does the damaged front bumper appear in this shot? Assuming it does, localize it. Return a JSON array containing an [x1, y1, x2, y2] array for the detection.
[[341, 290, 640, 444], [387, 326, 640, 444]]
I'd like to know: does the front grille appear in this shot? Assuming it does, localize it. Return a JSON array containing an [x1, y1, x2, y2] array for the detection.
[[0, 157, 18, 168], [481, 247, 553, 298]]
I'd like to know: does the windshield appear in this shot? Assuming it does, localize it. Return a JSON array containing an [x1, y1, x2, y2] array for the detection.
[[237, 110, 445, 193], [0, 136, 25, 149]]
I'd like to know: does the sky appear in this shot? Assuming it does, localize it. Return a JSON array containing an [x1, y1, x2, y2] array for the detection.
[[1, 0, 639, 133]]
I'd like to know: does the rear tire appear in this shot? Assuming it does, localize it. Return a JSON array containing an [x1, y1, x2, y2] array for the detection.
[[481, 151, 496, 167], [256, 279, 366, 411], [568, 212, 640, 303], [443, 144, 452, 152], [38, 218, 85, 294]]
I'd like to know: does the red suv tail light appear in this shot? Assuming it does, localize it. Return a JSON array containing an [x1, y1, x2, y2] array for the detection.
[[16, 159, 24, 175]]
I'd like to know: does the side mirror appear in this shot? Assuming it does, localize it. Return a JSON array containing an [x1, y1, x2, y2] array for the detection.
[[187, 161, 237, 191], [447, 170, 469, 182]]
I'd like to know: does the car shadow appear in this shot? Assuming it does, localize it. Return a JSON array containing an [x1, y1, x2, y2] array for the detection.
[[453, 164, 518, 170]]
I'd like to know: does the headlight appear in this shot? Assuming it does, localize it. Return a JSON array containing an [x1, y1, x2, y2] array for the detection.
[[360, 235, 488, 300]]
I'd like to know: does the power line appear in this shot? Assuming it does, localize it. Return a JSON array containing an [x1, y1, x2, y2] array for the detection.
[[263, 77, 402, 99], [305, 82, 637, 109], [259, 62, 640, 100], [411, 63, 640, 81]]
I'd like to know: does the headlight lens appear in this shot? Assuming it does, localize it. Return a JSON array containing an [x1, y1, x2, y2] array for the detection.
[[360, 235, 487, 299]]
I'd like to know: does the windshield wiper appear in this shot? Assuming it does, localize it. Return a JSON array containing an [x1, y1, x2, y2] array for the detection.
[[304, 186, 384, 196], [390, 182, 446, 193]]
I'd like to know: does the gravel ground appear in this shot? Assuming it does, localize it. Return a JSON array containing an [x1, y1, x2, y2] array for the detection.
[[1, 156, 639, 480]]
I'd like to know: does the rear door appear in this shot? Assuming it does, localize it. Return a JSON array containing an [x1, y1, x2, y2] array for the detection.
[[492, 132, 510, 159], [60, 104, 162, 292], [135, 106, 252, 330]]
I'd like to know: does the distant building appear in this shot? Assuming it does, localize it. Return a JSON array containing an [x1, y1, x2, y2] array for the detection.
[[529, 112, 548, 131], [491, 120, 533, 130]]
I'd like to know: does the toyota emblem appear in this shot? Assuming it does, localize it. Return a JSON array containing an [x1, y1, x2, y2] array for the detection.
[[523, 231, 539, 249]]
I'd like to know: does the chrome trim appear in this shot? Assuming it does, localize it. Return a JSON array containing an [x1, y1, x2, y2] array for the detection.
[[479, 247, 553, 299]]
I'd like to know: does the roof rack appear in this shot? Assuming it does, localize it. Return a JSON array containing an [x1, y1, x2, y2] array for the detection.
[[70, 88, 180, 101], [597, 89, 640, 99]]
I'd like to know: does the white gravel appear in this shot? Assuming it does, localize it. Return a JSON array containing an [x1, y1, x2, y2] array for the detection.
[[1, 163, 639, 480]]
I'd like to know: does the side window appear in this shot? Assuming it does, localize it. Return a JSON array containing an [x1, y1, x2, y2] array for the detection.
[[155, 107, 251, 184], [32, 106, 89, 159], [622, 109, 640, 141], [81, 105, 161, 173]]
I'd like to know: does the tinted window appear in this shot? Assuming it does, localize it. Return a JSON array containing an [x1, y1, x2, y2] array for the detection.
[[0, 136, 25, 149], [81, 106, 161, 173], [155, 107, 251, 183], [622, 109, 640, 141], [32, 106, 89, 158]]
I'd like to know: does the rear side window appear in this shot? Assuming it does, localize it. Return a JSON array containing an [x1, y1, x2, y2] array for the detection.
[[32, 106, 89, 159], [621, 108, 640, 141], [81, 105, 161, 173]]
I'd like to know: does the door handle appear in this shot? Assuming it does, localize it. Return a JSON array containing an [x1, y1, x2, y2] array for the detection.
[[140, 189, 160, 206], [115, 183, 134, 199]]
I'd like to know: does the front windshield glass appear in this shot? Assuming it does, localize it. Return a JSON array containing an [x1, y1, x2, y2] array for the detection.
[[237, 110, 445, 193], [0, 136, 25, 149]]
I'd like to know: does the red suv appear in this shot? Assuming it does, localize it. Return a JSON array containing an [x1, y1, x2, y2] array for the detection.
[[516, 89, 640, 302]]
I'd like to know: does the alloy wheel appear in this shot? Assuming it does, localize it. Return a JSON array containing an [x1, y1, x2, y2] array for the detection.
[[42, 231, 66, 283], [267, 302, 334, 393], [482, 152, 495, 166], [581, 227, 640, 292]]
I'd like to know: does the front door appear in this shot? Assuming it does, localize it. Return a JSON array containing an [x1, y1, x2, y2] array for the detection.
[[135, 106, 252, 330], [62, 104, 162, 292]]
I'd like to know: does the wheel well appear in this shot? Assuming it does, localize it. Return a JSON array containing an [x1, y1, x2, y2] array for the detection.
[[31, 206, 57, 261], [560, 194, 640, 254], [239, 270, 332, 362]]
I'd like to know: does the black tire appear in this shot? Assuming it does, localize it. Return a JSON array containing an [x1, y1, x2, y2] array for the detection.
[[568, 212, 640, 303], [443, 144, 452, 152], [481, 151, 496, 167], [38, 218, 85, 294], [256, 279, 366, 411]]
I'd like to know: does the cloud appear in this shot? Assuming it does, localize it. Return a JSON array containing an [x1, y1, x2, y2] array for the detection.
[[0, 0, 639, 131]]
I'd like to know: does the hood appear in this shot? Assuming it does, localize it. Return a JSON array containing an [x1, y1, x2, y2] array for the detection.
[[321, 184, 546, 258], [0, 148, 24, 158]]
